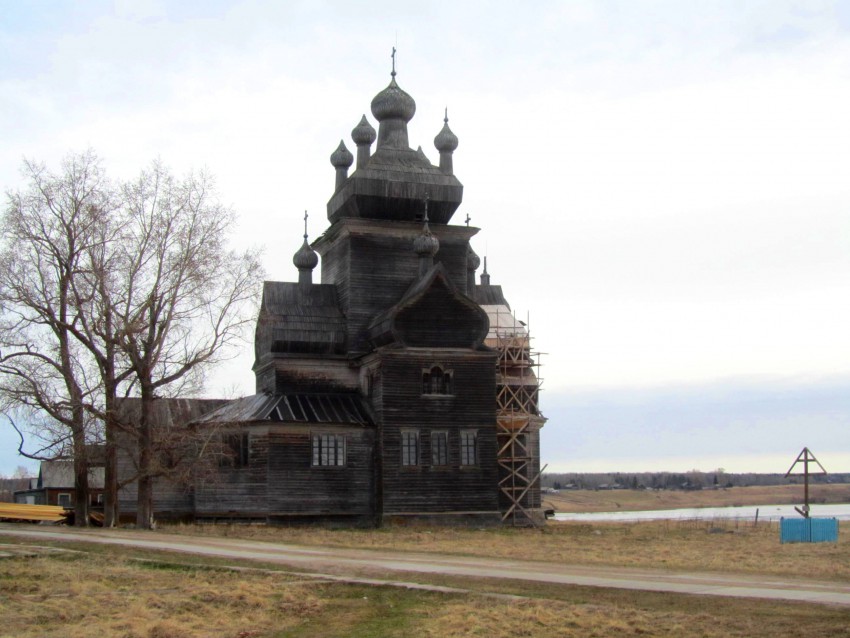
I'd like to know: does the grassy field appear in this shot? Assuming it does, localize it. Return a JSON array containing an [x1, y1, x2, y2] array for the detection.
[[167, 517, 849, 582], [4, 486, 849, 637], [542, 483, 850, 513], [2, 542, 849, 638]]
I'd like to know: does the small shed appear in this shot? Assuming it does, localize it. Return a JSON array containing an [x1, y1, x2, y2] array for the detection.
[[13, 461, 104, 508]]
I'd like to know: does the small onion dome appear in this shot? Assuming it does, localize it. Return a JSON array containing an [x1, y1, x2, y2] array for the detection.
[[413, 224, 440, 257], [434, 113, 459, 152], [467, 245, 481, 271], [293, 237, 319, 270], [330, 140, 353, 168], [371, 78, 416, 123], [351, 115, 376, 145]]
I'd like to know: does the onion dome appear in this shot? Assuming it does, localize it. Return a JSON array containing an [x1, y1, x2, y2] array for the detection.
[[467, 245, 481, 271], [293, 237, 319, 270], [414, 197, 439, 257], [413, 225, 440, 257], [293, 211, 319, 273], [371, 78, 416, 123], [351, 115, 377, 145], [330, 140, 353, 168], [434, 110, 459, 152]]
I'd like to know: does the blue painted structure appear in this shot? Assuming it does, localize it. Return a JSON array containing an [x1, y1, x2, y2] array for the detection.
[[780, 517, 839, 543]]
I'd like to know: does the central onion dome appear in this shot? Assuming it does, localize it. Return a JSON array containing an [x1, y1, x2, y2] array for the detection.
[[370, 77, 416, 123], [325, 53, 465, 225]]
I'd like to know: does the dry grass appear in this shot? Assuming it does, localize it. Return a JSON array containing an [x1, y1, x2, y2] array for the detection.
[[2, 546, 849, 638], [543, 483, 850, 513], [418, 596, 850, 638], [167, 517, 850, 581], [0, 550, 324, 637]]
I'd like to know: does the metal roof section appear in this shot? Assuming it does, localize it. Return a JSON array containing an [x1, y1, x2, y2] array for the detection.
[[482, 304, 528, 340], [194, 393, 373, 426]]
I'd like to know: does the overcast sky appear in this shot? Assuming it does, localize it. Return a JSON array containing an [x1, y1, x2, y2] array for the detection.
[[1, 1, 848, 476]]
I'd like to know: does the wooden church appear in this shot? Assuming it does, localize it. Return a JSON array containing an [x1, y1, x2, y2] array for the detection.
[[121, 63, 546, 526]]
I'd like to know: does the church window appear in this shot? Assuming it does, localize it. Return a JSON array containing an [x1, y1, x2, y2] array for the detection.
[[460, 430, 478, 466], [312, 433, 346, 467], [431, 431, 449, 466], [422, 366, 453, 395], [401, 430, 420, 466], [220, 432, 249, 468]]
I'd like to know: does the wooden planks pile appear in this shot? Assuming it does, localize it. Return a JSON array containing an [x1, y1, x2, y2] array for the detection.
[[0, 502, 68, 523]]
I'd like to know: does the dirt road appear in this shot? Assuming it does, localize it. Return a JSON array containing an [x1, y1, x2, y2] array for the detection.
[[2, 524, 848, 606]]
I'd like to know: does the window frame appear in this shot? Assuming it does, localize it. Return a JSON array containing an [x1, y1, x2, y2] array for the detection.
[[431, 430, 449, 467], [401, 429, 420, 467], [422, 365, 453, 395], [311, 432, 347, 467], [57, 492, 72, 508], [460, 429, 478, 466]]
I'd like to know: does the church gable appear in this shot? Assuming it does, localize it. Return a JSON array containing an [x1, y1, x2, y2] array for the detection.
[[368, 264, 489, 349]]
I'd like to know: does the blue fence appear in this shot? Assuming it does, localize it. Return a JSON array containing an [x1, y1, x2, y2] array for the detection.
[[780, 517, 839, 543]]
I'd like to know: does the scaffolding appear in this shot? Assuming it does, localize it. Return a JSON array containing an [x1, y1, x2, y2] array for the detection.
[[487, 307, 547, 526]]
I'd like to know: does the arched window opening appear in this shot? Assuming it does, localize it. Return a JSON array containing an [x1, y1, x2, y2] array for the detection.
[[423, 366, 453, 395]]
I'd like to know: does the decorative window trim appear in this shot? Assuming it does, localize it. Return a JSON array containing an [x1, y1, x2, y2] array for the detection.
[[401, 429, 420, 467], [431, 430, 449, 467], [422, 365, 453, 395], [460, 429, 478, 467], [57, 492, 72, 508], [312, 432, 346, 467]]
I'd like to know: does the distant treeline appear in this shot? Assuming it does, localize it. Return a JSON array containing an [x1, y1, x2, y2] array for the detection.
[[541, 471, 850, 491]]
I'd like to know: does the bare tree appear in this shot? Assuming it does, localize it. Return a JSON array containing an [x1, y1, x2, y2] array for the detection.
[[114, 162, 262, 529], [0, 151, 113, 525], [1, 153, 262, 529], [66, 197, 134, 527]]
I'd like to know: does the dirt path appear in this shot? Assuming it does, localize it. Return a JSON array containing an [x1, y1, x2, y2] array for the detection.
[[2, 524, 849, 606]]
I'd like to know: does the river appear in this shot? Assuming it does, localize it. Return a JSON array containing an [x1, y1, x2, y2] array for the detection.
[[552, 503, 850, 522]]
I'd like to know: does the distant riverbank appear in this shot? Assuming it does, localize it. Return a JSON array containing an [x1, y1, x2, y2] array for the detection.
[[543, 483, 850, 514]]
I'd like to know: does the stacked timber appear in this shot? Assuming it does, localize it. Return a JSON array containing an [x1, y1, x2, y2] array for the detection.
[[0, 502, 67, 523]]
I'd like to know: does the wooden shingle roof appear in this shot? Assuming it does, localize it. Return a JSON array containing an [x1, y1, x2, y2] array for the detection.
[[255, 282, 346, 356]]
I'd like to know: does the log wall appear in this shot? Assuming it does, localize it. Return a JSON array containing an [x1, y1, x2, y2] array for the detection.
[[373, 349, 500, 516]]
